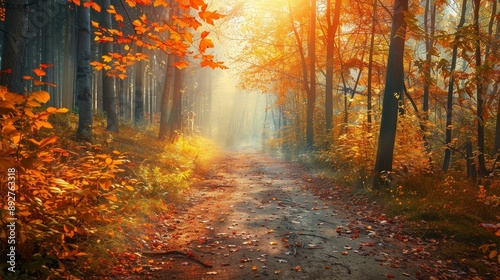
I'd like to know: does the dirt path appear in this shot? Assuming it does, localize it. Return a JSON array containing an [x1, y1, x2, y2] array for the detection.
[[131, 150, 438, 280]]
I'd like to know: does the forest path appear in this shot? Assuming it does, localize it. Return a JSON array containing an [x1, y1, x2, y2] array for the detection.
[[131, 150, 431, 280]]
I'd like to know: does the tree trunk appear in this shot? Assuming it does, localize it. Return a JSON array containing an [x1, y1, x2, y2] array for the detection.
[[102, 0, 119, 132], [75, 4, 93, 141], [442, 0, 467, 172], [306, 0, 316, 150], [325, 0, 341, 134], [367, 0, 377, 125], [1, 0, 29, 94], [134, 46, 145, 126], [168, 60, 184, 142], [422, 0, 435, 150], [474, 0, 487, 176], [373, 0, 408, 187], [288, 0, 309, 149], [159, 54, 175, 140], [494, 91, 500, 157]]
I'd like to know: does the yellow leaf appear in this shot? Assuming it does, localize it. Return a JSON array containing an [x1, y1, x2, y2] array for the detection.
[[102, 55, 112, 62], [91, 20, 99, 28], [105, 157, 113, 165], [107, 195, 118, 202], [125, 185, 134, 191]]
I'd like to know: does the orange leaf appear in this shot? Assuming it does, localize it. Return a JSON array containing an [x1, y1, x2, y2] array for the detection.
[[201, 31, 209, 39], [154, 0, 169, 7], [39, 136, 58, 148], [199, 37, 213, 52], [198, 10, 223, 25], [33, 80, 57, 87], [83, 1, 101, 12], [190, 0, 205, 8], [33, 68, 46, 77], [30, 91, 50, 103], [173, 60, 189, 69], [39, 63, 54, 69]]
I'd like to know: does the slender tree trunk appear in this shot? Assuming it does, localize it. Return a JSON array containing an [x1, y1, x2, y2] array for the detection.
[[288, 0, 309, 149], [494, 91, 500, 157], [159, 54, 175, 139], [306, 0, 316, 149], [168, 61, 184, 142], [75, 4, 93, 141], [102, 0, 119, 132], [134, 46, 145, 126], [422, 0, 435, 150], [325, 0, 341, 134], [373, 0, 408, 187], [443, 0, 467, 172], [474, 0, 487, 176], [1, 0, 29, 94], [367, 0, 377, 125]]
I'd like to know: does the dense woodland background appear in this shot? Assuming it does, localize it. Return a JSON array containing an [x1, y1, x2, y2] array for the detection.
[[1, 0, 500, 278]]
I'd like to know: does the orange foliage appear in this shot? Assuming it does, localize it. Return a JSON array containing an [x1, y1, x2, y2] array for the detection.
[[0, 85, 136, 277], [81, 0, 226, 77]]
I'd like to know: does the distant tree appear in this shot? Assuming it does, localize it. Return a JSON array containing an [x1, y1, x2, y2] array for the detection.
[[422, 0, 436, 149], [324, 0, 341, 134], [159, 54, 174, 140], [1, 0, 29, 94], [442, 0, 467, 172], [102, 0, 119, 132], [134, 45, 145, 126], [168, 57, 184, 142], [373, 0, 408, 187], [75, 4, 93, 141], [306, 0, 316, 149], [366, 0, 377, 125]]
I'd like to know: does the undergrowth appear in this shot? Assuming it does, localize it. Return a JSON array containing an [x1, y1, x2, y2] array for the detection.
[[0, 87, 217, 279]]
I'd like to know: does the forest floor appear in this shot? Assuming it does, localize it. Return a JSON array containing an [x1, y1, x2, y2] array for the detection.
[[108, 147, 497, 280]]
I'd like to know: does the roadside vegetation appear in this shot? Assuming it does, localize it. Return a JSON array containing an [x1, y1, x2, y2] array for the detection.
[[0, 90, 217, 279]]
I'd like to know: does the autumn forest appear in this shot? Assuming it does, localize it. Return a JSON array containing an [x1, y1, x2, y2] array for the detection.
[[1, 0, 500, 279]]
